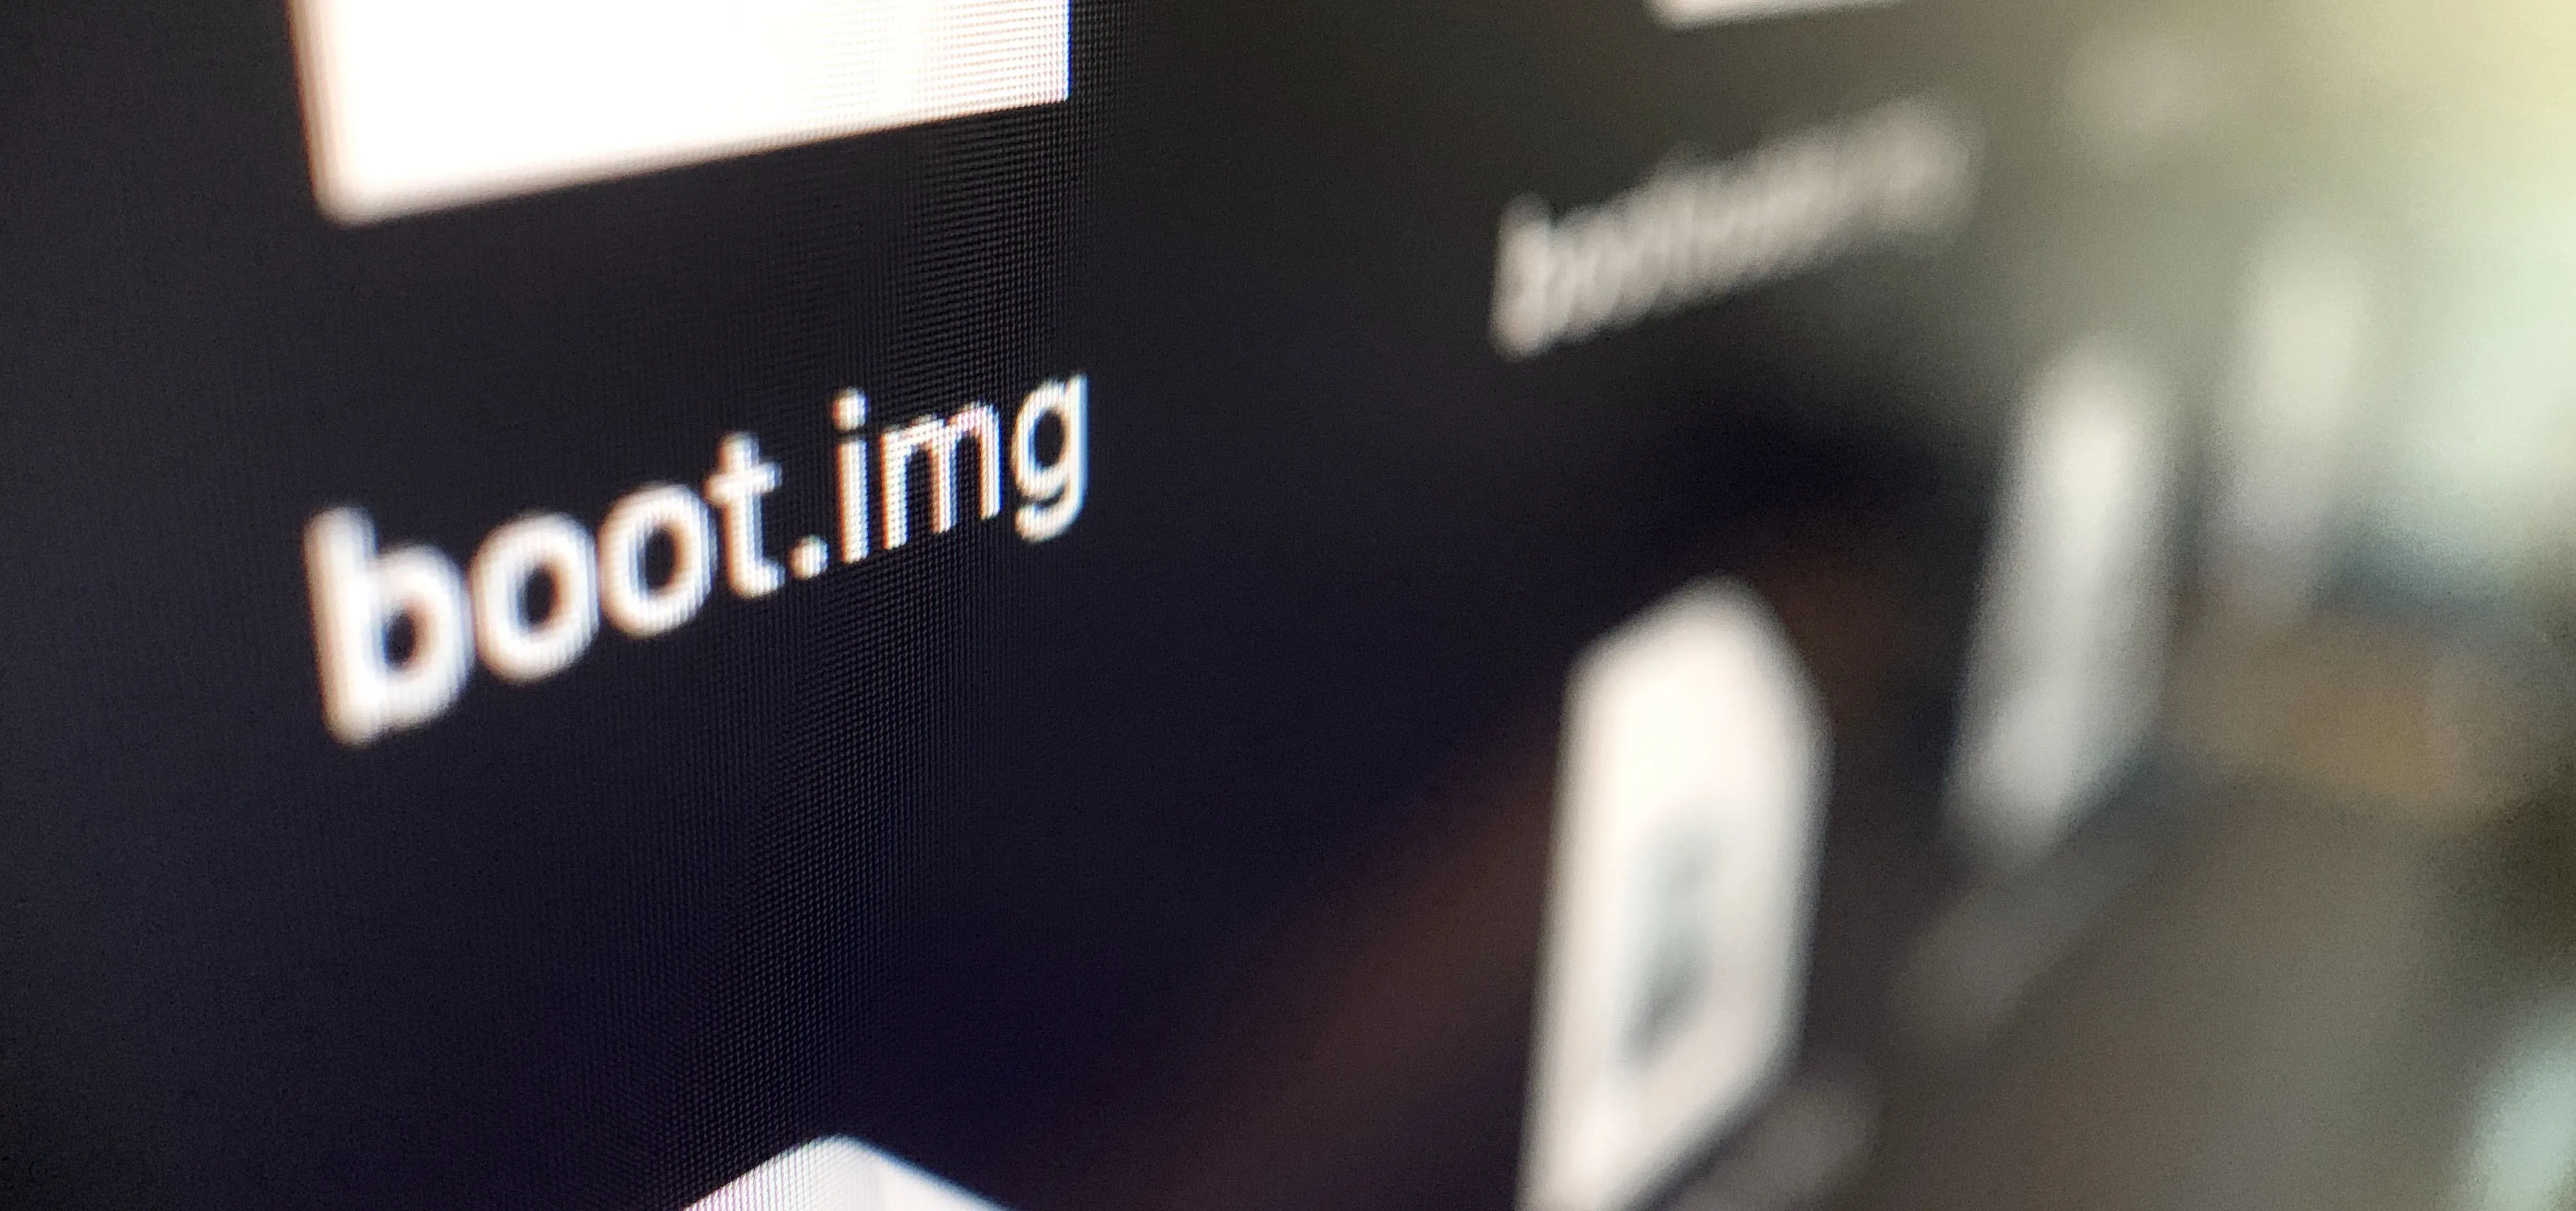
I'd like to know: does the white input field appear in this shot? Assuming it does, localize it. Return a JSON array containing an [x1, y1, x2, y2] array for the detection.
[[289, 0, 1070, 223]]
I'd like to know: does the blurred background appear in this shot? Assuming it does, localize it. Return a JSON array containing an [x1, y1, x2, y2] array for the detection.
[[1059, 3, 2576, 1208]]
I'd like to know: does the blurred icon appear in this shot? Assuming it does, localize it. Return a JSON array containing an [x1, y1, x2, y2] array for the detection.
[[1523, 581, 1829, 1211], [1948, 339, 2179, 868], [1648, 0, 1895, 31], [2208, 215, 2372, 623], [684, 1137, 1006, 1211], [289, 0, 1071, 223]]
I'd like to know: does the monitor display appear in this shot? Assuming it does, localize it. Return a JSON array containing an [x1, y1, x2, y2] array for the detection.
[[6, 1, 2575, 1209]]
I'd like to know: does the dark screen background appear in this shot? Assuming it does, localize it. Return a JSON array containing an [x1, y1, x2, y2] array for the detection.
[[0, 0, 2283, 1208]]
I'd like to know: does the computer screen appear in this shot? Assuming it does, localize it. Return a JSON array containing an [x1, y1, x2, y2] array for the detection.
[[7, 1, 2576, 1209]]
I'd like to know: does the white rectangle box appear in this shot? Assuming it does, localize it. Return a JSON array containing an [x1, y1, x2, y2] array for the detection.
[[1650, 0, 1895, 29], [685, 1137, 1009, 1211], [1523, 581, 1828, 1211], [291, 0, 1070, 223]]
